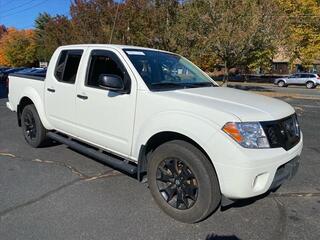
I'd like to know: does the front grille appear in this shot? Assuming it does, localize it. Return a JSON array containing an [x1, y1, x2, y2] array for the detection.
[[261, 114, 301, 151]]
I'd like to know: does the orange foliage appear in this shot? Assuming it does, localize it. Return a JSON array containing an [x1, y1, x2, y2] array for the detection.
[[0, 28, 36, 67]]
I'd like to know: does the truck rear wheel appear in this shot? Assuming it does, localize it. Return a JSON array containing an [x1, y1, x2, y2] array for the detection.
[[21, 104, 47, 148], [147, 140, 221, 223]]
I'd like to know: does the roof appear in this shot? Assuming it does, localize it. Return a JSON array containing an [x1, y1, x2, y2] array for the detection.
[[58, 44, 172, 54]]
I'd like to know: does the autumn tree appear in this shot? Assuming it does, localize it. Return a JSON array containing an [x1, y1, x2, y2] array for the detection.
[[34, 13, 74, 61], [0, 28, 37, 67], [116, 0, 155, 46], [70, 0, 116, 43], [0, 25, 9, 66], [0, 24, 7, 38], [277, 0, 320, 67], [186, 0, 284, 84], [34, 12, 53, 61], [69, 0, 184, 49], [4, 0, 320, 72], [150, 0, 181, 51]]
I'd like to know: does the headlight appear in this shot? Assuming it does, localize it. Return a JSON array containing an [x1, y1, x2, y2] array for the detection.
[[222, 122, 270, 148]]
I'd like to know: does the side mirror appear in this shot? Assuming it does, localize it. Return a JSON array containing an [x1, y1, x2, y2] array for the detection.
[[98, 74, 125, 92]]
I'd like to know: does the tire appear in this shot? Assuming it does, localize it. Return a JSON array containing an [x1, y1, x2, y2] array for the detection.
[[306, 81, 315, 89], [147, 140, 221, 223], [277, 80, 286, 87], [21, 104, 47, 148]]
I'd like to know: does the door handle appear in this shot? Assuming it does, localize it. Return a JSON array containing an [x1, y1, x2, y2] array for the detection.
[[77, 94, 88, 100], [47, 88, 55, 93]]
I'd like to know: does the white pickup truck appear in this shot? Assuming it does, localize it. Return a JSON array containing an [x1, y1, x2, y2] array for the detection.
[[7, 44, 302, 223]]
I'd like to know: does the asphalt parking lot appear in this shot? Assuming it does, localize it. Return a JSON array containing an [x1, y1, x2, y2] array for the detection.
[[0, 85, 319, 240]]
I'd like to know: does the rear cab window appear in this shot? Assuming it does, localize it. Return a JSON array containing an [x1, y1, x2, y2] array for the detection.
[[54, 49, 83, 84]]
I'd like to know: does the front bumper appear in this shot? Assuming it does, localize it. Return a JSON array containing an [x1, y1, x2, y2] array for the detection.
[[208, 131, 303, 199], [269, 156, 299, 190]]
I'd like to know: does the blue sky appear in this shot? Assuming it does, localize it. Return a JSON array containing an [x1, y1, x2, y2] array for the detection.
[[0, 0, 71, 29]]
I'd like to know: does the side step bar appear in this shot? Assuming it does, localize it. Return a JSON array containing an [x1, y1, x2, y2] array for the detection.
[[47, 132, 137, 174]]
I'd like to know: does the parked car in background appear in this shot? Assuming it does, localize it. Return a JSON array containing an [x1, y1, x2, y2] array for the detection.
[[0, 67, 11, 98], [274, 73, 320, 89], [0, 68, 27, 96]]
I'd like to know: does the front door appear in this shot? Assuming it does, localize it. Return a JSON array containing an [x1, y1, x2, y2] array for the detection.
[[75, 48, 136, 157]]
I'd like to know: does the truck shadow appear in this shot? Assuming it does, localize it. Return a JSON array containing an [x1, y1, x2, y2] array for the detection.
[[220, 189, 278, 212], [41, 139, 62, 148]]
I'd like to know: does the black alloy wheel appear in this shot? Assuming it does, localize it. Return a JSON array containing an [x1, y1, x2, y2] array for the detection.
[[147, 140, 221, 223], [22, 110, 37, 141], [21, 104, 47, 147], [156, 158, 198, 210]]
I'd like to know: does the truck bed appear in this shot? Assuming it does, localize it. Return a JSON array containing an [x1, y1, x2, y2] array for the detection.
[[8, 73, 45, 112]]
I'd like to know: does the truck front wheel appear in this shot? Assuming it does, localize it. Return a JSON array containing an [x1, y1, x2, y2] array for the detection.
[[21, 104, 47, 148], [147, 140, 221, 223]]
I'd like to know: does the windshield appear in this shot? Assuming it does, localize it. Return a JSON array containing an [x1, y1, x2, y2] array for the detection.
[[124, 49, 217, 91]]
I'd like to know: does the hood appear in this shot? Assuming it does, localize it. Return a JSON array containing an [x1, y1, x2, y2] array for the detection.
[[158, 86, 295, 122]]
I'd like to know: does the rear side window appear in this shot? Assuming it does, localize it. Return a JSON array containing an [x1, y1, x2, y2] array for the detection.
[[307, 74, 316, 78], [54, 50, 83, 84]]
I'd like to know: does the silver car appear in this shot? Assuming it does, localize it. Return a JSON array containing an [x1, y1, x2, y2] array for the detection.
[[274, 73, 320, 89]]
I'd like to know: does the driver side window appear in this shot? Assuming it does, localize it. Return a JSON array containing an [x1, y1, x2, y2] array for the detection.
[[86, 50, 126, 88]]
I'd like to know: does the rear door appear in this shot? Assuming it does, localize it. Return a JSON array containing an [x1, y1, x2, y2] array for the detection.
[[75, 47, 137, 157], [306, 74, 317, 84], [45, 49, 84, 135]]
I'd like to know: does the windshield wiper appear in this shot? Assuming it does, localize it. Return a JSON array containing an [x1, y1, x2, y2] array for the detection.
[[151, 82, 186, 88], [184, 82, 216, 87], [150, 81, 217, 90]]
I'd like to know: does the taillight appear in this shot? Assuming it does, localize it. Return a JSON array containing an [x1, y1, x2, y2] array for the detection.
[[317, 76, 320, 79], [5, 77, 9, 88]]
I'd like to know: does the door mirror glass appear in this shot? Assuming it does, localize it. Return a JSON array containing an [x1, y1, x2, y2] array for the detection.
[[98, 74, 124, 91]]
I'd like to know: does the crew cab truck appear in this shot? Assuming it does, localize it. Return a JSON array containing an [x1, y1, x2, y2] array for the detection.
[[7, 44, 303, 223]]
